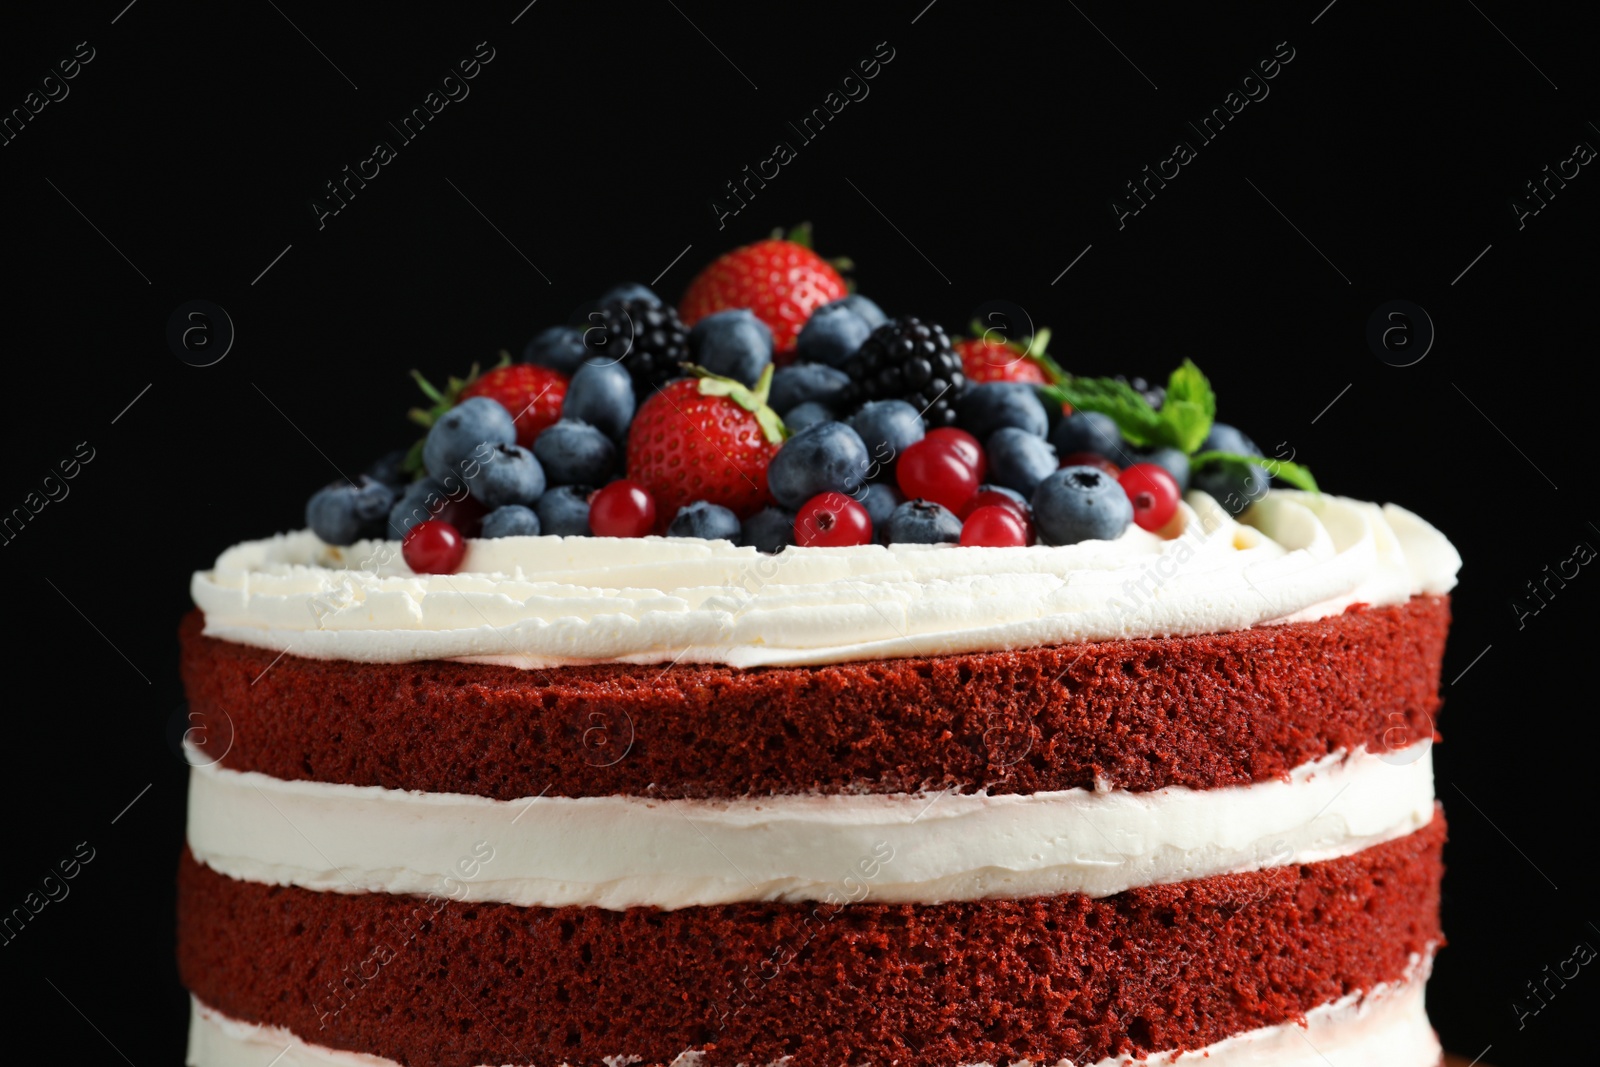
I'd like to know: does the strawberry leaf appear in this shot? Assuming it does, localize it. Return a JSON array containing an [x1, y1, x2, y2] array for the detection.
[[692, 364, 788, 444]]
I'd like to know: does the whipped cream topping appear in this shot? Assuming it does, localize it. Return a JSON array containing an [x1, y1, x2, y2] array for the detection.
[[186, 959, 1440, 1066], [191, 490, 1460, 669], [186, 743, 1435, 910]]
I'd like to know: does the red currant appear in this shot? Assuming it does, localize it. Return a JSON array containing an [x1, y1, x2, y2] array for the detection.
[[794, 492, 873, 547], [402, 520, 467, 575], [924, 427, 987, 482], [590, 480, 657, 537], [897, 438, 980, 513], [961, 488, 1028, 522], [960, 505, 1030, 547], [1119, 463, 1181, 531], [1059, 451, 1121, 477]]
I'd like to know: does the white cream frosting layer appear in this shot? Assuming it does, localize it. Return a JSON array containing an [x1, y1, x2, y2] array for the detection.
[[185, 743, 1434, 910], [191, 490, 1460, 669], [186, 963, 1441, 1067]]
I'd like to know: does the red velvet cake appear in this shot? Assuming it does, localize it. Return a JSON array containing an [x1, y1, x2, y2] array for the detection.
[[178, 265, 1462, 1065]]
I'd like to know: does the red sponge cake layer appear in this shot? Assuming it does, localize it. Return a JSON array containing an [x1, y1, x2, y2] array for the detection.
[[179, 595, 1449, 800], [179, 814, 1442, 1067]]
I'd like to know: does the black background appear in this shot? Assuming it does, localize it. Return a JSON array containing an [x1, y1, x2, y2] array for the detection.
[[2, 2, 1594, 1063]]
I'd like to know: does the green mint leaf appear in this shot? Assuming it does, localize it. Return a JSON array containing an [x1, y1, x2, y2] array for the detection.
[[1191, 450, 1320, 493], [1160, 359, 1216, 453]]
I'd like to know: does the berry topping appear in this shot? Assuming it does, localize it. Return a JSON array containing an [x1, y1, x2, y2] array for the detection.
[[524, 325, 589, 376], [1058, 451, 1122, 477], [840, 317, 967, 428], [562, 357, 637, 442], [688, 309, 774, 387], [954, 325, 1056, 386], [461, 363, 568, 449], [1049, 411, 1128, 465], [679, 224, 849, 354], [784, 402, 833, 432], [589, 480, 657, 538], [884, 499, 963, 545], [584, 297, 691, 396], [961, 484, 1029, 521], [956, 382, 1050, 441], [794, 492, 872, 548], [533, 419, 617, 487], [421, 396, 517, 483], [769, 362, 851, 416], [1191, 460, 1271, 517], [985, 428, 1058, 497], [402, 519, 467, 574], [847, 399, 925, 470], [960, 504, 1031, 547], [1031, 467, 1134, 546], [796, 300, 874, 368], [895, 436, 980, 514], [767, 421, 870, 510], [924, 427, 986, 482], [536, 485, 593, 536], [858, 481, 905, 533], [306, 475, 395, 546], [668, 500, 741, 541], [1119, 463, 1182, 532], [481, 504, 542, 538], [598, 282, 662, 307], [836, 293, 887, 329], [466, 443, 547, 508], [626, 367, 786, 520], [1137, 446, 1191, 492], [740, 506, 796, 553]]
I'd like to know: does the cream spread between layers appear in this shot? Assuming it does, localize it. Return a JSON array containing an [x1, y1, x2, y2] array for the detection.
[[190, 490, 1460, 668], [185, 743, 1436, 910], [186, 961, 1441, 1067]]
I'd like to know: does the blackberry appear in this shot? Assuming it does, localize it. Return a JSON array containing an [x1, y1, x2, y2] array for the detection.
[[584, 297, 689, 395], [841, 317, 967, 428]]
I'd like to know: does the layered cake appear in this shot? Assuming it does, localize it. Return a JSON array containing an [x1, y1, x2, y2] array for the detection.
[[179, 234, 1462, 1065]]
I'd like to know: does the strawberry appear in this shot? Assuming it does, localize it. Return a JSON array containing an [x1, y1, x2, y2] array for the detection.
[[955, 324, 1059, 385], [626, 366, 786, 522], [461, 363, 568, 448], [679, 223, 847, 355]]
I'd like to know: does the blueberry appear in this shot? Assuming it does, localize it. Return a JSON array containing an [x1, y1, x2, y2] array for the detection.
[[986, 428, 1058, 497], [784, 401, 834, 432], [365, 449, 410, 490], [689, 309, 772, 386], [536, 485, 593, 536], [838, 294, 888, 329], [1191, 460, 1270, 516], [767, 422, 871, 508], [1048, 411, 1130, 464], [1031, 466, 1134, 545], [524, 325, 589, 376], [974, 483, 1028, 510], [884, 499, 963, 545], [423, 397, 517, 482], [796, 301, 874, 368], [1138, 446, 1190, 492], [957, 383, 1049, 440], [481, 504, 542, 538], [466, 443, 546, 508], [306, 475, 396, 546], [848, 400, 925, 471], [668, 500, 741, 541], [1200, 422, 1261, 457], [563, 357, 636, 441], [770, 362, 850, 415], [598, 282, 661, 306], [857, 481, 904, 531], [533, 419, 616, 486], [388, 477, 461, 539], [740, 507, 796, 553]]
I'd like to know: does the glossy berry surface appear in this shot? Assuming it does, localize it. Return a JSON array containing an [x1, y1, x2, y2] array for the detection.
[[984, 428, 1058, 497], [896, 437, 980, 513], [402, 520, 467, 574], [883, 499, 963, 545], [461, 364, 568, 448], [589, 480, 657, 537], [960, 505, 1030, 547], [923, 427, 986, 482], [1119, 463, 1181, 531], [794, 492, 873, 547], [1031, 466, 1134, 546], [961, 484, 1028, 521], [679, 236, 847, 354], [840, 317, 967, 428]]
